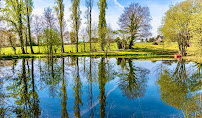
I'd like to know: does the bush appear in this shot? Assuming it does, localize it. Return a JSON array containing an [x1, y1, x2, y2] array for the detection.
[[115, 37, 122, 49], [152, 42, 158, 45]]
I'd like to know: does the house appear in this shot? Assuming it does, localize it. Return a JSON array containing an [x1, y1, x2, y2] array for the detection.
[[156, 36, 163, 43]]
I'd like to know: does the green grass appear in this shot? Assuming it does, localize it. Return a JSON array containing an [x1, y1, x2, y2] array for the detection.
[[0, 42, 179, 59]]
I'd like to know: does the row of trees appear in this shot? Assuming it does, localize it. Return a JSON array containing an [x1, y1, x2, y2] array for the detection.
[[160, 0, 202, 56], [0, 0, 152, 54], [0, 0, 93, 54]]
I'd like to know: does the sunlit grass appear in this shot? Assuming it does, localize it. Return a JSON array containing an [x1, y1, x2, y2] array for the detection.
[[0, 42, 178, 56]]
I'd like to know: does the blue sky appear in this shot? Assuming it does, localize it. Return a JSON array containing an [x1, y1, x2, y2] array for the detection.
[[32, 0, 184, 37]]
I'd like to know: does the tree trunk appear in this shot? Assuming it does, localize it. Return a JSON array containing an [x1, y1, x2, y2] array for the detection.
[[60, 21, 64, 53], [89, 0, 92, 51], [19, 8, 25, 54], [26, 1, 34, 54]]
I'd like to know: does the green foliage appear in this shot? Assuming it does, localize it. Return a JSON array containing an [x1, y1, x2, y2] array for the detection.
[[42, 28, 61, 54], [1, 0, 26, 54], [148, 37, 155, 42], [70, 0, 81, 52], [188, 2, 202, 57], [55, 0, 65, 53], [160, 0, 201, 56], [158, 60, 202, 117], [98, 0, 107, 51]]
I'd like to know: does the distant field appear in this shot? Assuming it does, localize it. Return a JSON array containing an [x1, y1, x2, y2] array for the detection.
[[0, 42, 178, 56]]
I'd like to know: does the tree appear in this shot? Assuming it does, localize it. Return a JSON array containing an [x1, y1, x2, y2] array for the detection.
[[118, 3, 152, 49], [55, 0, 65, 53], [26, 0, 34, 54], [98, 0, 107, 51], [160, 0, 197, 56], [70, 0, 81, 52], [33, 15, 43, 53], [188, 1, 202, 58], [43, 8, 60, 55], [0, 0, 26, 54], [148, 37, 155, 42], [85, 0, 93, 51]]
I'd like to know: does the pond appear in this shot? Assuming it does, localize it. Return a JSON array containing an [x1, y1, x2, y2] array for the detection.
[[0, 57, 201, 118]]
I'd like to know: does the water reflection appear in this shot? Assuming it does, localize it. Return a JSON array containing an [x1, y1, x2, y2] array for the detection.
[[158, 59, 202, 117], [60, 58, 69, 118], [118, 58, 149, 99], [73, 57, 83, 118], [6, 59, 40, 117], [0, 57, 201, 117]]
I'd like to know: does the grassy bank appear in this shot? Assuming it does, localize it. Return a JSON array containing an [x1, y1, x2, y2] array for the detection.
[[1, 42, 201, 63], [0, 42, 178, 57]]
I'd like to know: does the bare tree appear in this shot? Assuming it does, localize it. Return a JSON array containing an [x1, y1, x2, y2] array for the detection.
[[44, 7, 56, 29], [118, 3, 152, 49], [33, 15, 43, 53]]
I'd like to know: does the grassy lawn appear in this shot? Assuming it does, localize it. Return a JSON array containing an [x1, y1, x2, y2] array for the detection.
[[0, 42, 178, 56], [1, 42, 201, 63]]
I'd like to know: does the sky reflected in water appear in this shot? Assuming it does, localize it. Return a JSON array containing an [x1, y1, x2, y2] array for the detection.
[[0, 57, 201, 118]]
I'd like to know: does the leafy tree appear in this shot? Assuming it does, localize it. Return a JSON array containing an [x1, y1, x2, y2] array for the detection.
[[188, 1, 202, 57], [55, 0, 65, 53], [98, 0, 107, 51], [160, 0, 200, 56], [43, 8, 60, 55], [25, 0, 34, 54], [43, 28, 60, 55], [0, 0, 26, 54], [70, 0, 81, 52], [85, 0, 93, 51], [148, 37, 155, 42], [118, 3, 152, 49]]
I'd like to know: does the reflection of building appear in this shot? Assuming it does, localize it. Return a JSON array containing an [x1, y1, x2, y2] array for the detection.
[[156, 36, 163, 43]]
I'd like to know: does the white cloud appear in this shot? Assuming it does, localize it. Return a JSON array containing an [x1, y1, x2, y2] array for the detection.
[[113, 0, 124, 9]]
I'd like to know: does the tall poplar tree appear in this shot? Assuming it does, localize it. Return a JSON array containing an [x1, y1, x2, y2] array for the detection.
[[85, 0, 93, 51], [98, 0, 107, 51], [55, 0, 65, 53], [26, 0, 34, 54], [70, 0, 81, 52]]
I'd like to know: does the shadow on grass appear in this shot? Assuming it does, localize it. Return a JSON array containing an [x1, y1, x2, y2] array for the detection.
[[120, 47, 178, 55]]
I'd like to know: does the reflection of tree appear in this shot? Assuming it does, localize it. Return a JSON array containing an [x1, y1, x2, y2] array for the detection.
[[119, 59, 149, 99], [0, 77, 7, 117], [73, 57, 83, 118], [98, 58, 107, 118], [158, 60, 202, 117], [87, 58, 94, 117], [117, 58, 127, 70], [60, 58, 69, 118], [40, 57, 62, 97], [7, 59, 40, 117], [30, 59, 40, 117]]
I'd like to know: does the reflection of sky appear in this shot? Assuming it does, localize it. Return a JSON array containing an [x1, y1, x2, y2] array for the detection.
[[1, 57, 200, 117], [32, 0, 184, 37]]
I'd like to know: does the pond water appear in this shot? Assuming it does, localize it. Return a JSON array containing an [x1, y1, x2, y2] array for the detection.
[[0, 57, 201, 118]]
